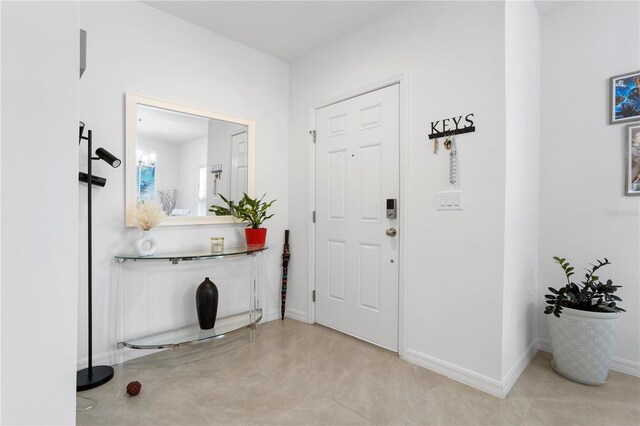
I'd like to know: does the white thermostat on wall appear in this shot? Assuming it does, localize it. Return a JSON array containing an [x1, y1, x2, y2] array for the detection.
[[437, 191, 463, 210]]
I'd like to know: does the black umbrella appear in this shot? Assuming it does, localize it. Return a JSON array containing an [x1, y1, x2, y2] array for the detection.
[[281, 230, 290, 320]]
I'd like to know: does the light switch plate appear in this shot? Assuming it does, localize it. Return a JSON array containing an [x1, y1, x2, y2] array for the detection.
[[437, 190, 463, 210]]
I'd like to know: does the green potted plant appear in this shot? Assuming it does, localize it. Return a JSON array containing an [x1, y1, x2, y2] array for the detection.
[[210, 193, 275, 247], [544, 256, 625, 385]]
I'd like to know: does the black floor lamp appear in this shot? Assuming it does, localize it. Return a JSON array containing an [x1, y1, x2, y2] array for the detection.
[[77, 122, 121, 391]]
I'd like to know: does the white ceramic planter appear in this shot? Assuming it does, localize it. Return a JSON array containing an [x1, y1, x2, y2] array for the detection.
[[547, 307, 620, 385]]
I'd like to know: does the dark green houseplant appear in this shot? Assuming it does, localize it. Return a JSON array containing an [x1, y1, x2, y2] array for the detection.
[[210, 193, 275, 246], [544, 256, 624, 385], [544, 256, 625, 317]]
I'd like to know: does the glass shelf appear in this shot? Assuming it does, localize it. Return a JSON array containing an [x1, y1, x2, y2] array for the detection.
[[121, 309, 263, 349], [115, 245, 268, 264]]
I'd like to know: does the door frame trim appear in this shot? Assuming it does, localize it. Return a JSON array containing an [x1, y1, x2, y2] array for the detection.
[[307, 73, 408, 356]]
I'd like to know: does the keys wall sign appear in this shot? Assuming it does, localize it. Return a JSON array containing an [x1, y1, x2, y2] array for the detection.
[[428, 113, 475, 139]]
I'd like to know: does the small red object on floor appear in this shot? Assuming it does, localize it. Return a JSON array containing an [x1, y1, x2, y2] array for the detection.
[[126, 381, 142, 396]]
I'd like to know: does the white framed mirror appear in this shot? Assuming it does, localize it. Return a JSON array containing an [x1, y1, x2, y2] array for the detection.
[[125, 93, 255, 226]]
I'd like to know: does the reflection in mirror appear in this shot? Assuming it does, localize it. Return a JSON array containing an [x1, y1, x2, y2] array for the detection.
[[126, 94, 254, 226], [135, 105, 248, 218]]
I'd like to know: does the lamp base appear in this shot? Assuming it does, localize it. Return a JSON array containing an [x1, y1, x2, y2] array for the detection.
[[76, 366, 114, 392]]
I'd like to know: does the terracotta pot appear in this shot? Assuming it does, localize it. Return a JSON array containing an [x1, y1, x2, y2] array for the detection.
[[245, 228, 267, 246]]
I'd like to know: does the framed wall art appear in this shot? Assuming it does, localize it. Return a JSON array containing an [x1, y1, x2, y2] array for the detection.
[[137, 165, 156, 201], [610, 70, 640, 124], [626, 123, 640, 195]]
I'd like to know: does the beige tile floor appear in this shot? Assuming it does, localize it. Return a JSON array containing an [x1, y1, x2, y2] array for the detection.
[[77, 319, 640, 426]]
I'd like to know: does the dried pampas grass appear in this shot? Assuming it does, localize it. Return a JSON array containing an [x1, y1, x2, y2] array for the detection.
[[130, 201, 165, 230]]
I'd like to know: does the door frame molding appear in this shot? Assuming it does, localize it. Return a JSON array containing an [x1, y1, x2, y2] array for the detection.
[[307, 73, 408, 356], [229, 129, 248, 203]]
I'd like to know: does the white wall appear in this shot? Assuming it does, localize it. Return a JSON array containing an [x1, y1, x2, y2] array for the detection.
[[78, 1, 289, 367], [1, 2, 3, 417], [502, 0, 540, 383], [289, 1, 508, 385], [1, 2, 79, 424], [538, 1, 640, 375]]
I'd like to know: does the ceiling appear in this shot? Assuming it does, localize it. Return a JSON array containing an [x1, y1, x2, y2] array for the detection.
[[137, 105, 210, 145], [144, 1, 571, 63], [137, 105, 247, 145], [143, 1, 406, 62]]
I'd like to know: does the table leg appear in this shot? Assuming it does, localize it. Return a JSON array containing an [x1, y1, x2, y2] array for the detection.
[[249, 252, 257, 343], [116, 260, 124, 366]]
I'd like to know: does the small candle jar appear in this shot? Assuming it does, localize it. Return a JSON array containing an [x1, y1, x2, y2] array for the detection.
[[210, 237, 224, 253]]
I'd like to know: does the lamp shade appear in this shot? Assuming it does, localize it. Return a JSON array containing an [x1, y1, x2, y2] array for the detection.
[[95, 147, 121, 168]]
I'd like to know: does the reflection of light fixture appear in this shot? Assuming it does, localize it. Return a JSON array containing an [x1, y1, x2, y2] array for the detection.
[[210, 163, 223, 195], [137, 147, 156, 167]]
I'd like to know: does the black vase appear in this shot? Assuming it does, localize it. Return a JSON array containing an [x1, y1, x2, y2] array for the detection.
[[195, 277, 219, 330]]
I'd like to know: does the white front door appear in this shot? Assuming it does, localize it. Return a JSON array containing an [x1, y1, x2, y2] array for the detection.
[[230, 131, 248, 203], [315, 84, 400, 351]]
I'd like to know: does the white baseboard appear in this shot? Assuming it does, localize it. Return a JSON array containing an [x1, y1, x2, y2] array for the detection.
[[261, 308, 281, 323], [537, 339, 551, 352], [403, 341, 537, 399], [608, 357, 640, 377], [538, 339, 640, 377], [403, 339, 639, 401], [403, 349, 505, 398], [502, 340, 538, 397], [284, 308, 310, 323], [77, 346, 164, 370]]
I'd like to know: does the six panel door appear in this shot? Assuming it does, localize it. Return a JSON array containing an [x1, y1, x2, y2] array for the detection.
[[315, 84, 400, 351]]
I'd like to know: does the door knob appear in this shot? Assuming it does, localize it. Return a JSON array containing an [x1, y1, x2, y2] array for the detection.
[[386, 227, 397, 237]]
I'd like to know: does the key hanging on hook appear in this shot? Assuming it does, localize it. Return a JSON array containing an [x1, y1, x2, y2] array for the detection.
[[449, 137, 458, 184]]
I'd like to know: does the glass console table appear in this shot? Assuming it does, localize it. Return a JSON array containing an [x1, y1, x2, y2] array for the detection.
[[114, 245, 267, 350]]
